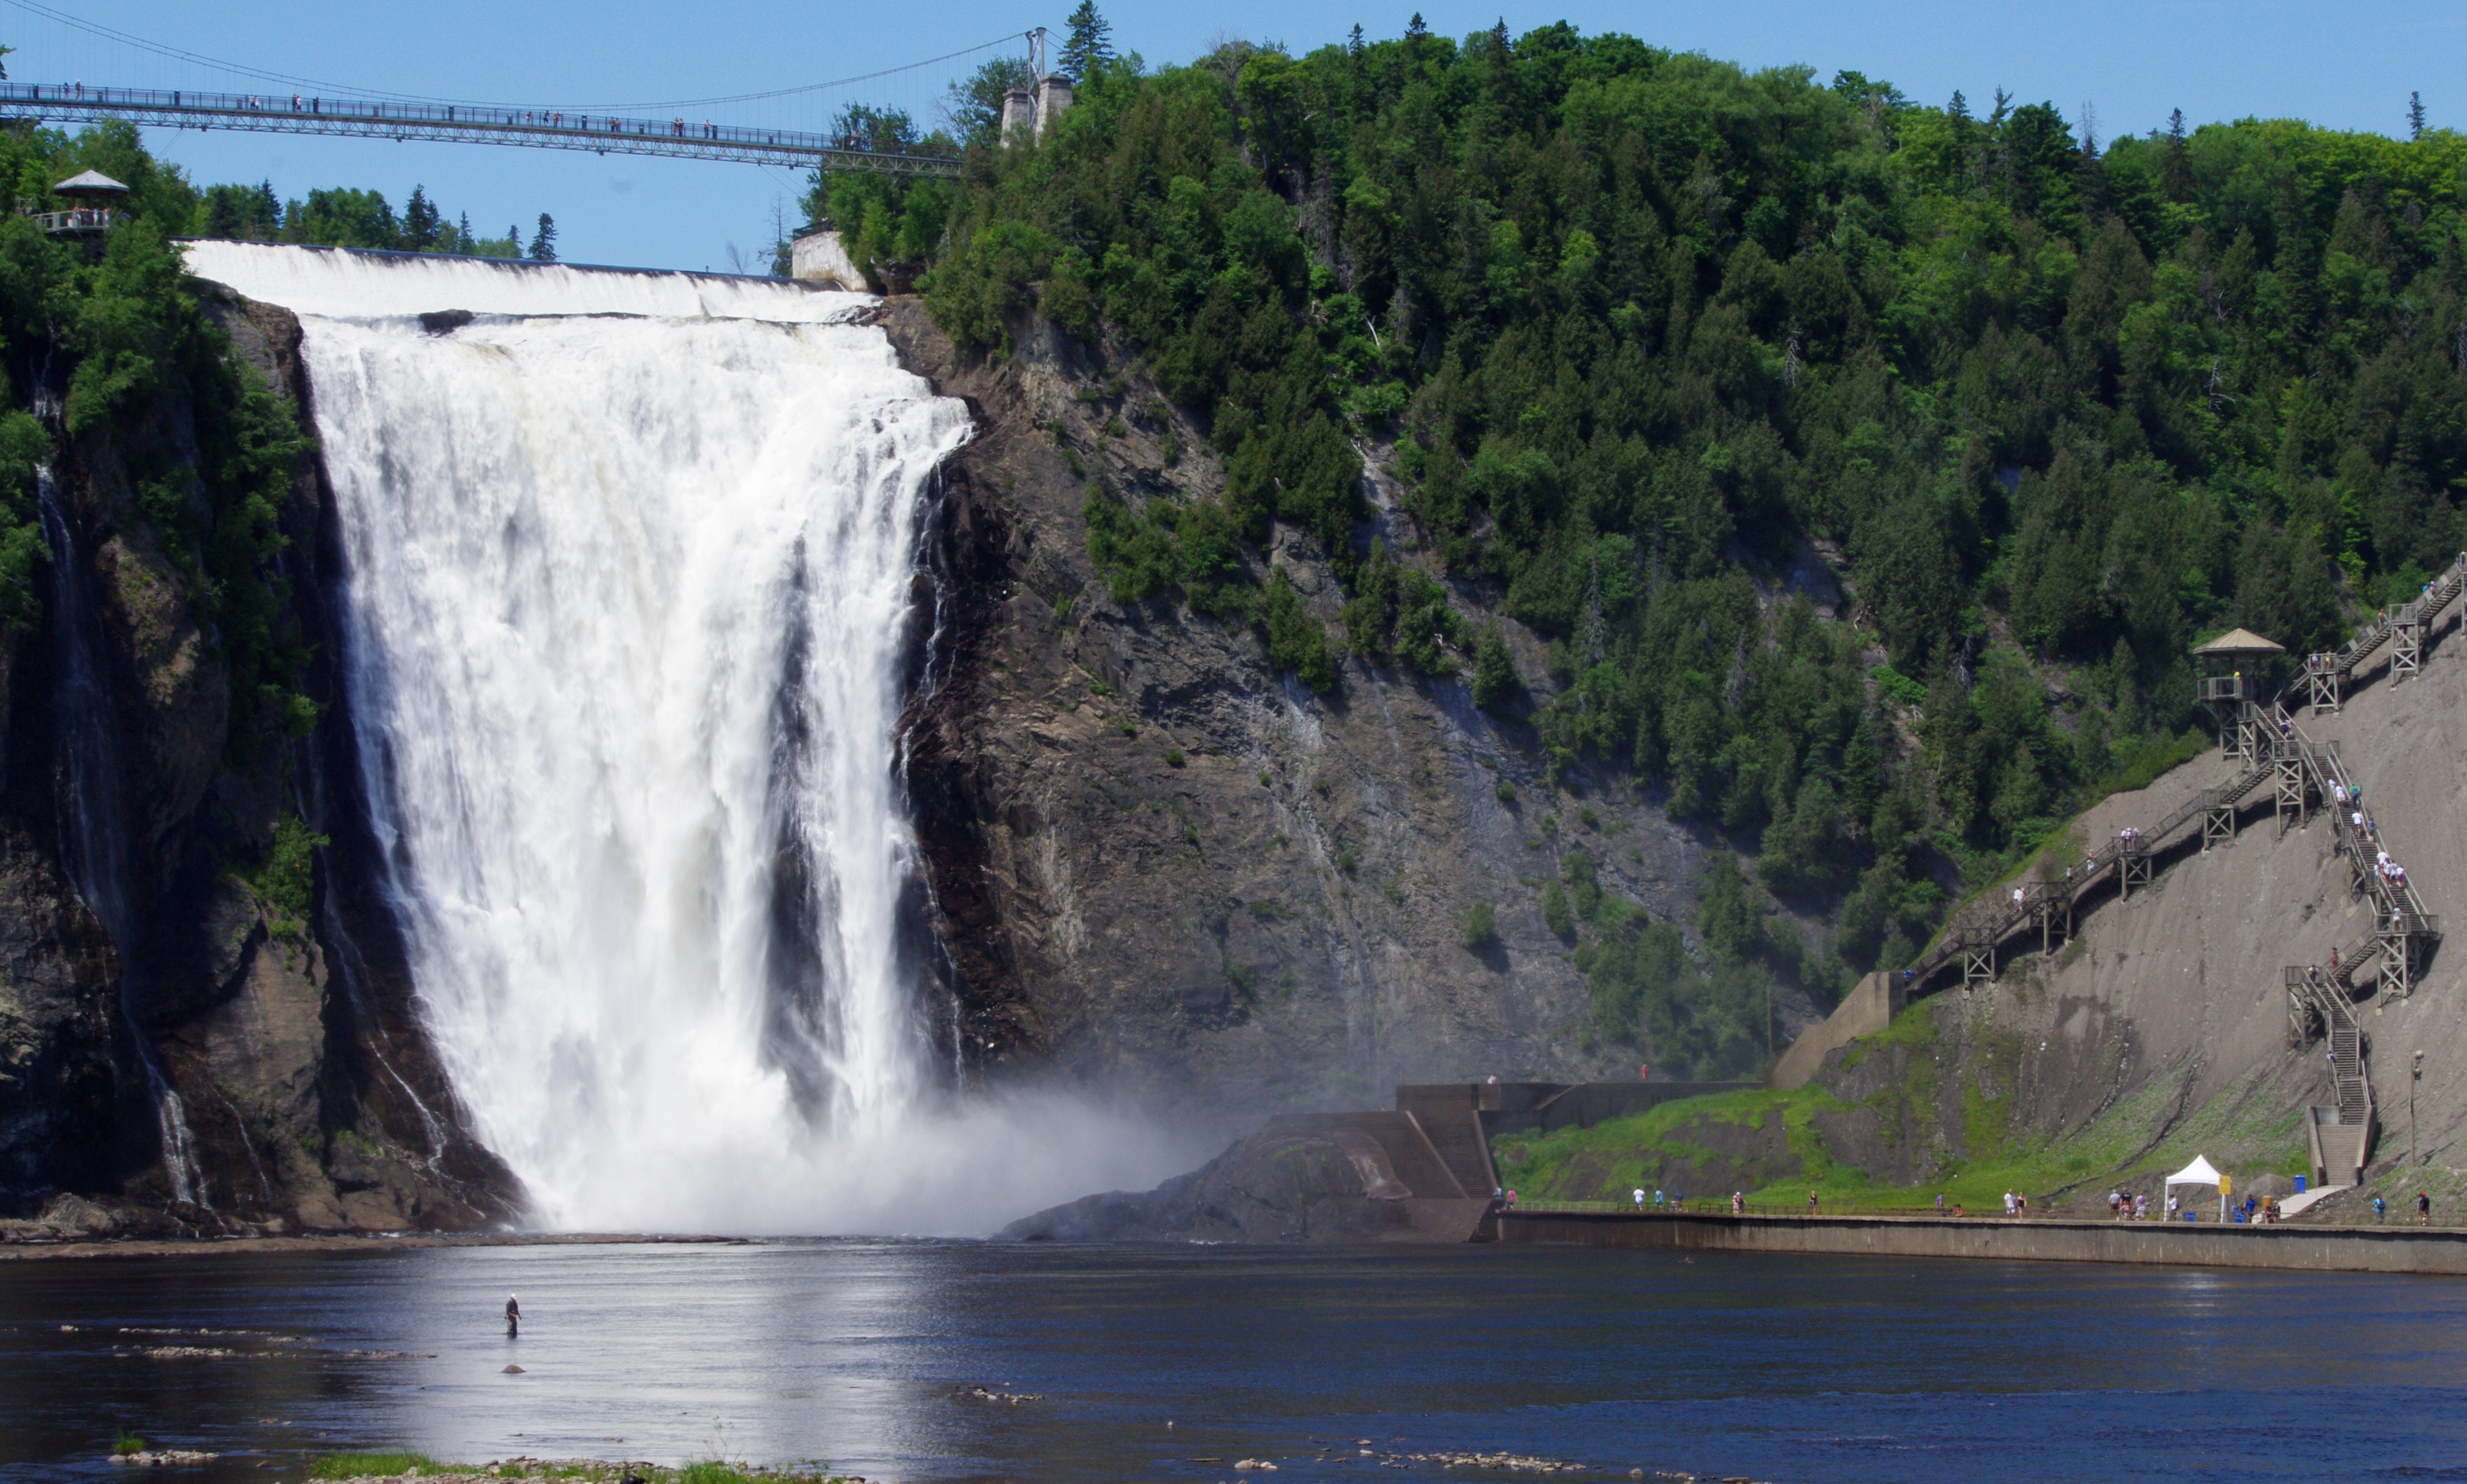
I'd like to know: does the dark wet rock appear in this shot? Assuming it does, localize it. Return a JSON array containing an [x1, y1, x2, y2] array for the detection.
[[997, 1125, 1420, 1243]]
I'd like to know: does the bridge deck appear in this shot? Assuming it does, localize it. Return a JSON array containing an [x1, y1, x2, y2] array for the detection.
[[1, 83, 959, 177]]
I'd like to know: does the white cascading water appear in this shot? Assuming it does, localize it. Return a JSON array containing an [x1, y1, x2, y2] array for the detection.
[[183, 243, 1189, 1233]]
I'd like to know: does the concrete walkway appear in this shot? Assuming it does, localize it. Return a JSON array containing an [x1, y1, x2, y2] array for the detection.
[[1498, 1208, 2467, 1275]]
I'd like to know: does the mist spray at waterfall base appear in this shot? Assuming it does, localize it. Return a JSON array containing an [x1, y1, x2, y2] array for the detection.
[[187, 243, 1194, 1234]]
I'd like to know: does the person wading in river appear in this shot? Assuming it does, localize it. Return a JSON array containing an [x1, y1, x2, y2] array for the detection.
[[505, 1294, 521, 1338]]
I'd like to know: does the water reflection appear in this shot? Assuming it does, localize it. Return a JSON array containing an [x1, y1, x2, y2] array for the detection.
[[3, 1240, 2464, 1482]]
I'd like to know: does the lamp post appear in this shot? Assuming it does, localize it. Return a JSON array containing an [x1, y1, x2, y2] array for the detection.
[[2413, 1049, 2424, 1169]]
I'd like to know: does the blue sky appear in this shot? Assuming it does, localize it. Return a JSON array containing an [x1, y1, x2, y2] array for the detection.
[[16, 0, 2467, 272]]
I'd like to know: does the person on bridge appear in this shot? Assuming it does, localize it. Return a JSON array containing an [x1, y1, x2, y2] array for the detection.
[[1633, 1188, 1645, 1211], [2420, 1192, 2433, 1225]]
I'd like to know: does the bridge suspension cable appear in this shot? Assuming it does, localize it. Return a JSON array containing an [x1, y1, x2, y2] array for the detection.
[[0, 83, 960, 178]]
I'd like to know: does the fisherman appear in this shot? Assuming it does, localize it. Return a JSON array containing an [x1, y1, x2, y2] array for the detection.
[[505, 1294, 520, 1338]]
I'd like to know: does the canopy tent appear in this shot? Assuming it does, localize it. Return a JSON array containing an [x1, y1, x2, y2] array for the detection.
[[2164, 1155, 2228, 1222]]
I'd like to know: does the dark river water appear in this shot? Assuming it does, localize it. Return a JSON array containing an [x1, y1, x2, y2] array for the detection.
[[3, 1240, 2463, 1482]]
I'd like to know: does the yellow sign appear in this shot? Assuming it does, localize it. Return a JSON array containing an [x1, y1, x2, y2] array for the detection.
[[2221, 1175, 2232, 1196]]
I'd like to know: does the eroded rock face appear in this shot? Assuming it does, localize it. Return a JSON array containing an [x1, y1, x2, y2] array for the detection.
[[997, 1126, 1418, 1243], [878, 300, 1794, 1120], [0, 290, 517, 1232], [0, 817, 119, 1196]]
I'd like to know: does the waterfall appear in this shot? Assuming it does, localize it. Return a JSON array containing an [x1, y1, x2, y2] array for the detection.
[[184, 243, 981, 1230]]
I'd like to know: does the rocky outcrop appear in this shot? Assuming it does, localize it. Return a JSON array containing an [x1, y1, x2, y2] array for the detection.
[[879, 300, 1816, 1118], [0, 289, 516, 1233], [997, 1124, 1432, 1242]]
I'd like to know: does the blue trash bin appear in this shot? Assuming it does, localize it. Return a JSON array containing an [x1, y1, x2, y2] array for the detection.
[[2295, 1175, 2308, 1194]]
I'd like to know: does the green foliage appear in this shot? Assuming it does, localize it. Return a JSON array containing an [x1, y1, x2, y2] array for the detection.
[[1060, 0, 1116, 82], [1540, 877, 1573, 937], [1163, 748, 1185, 766], [219, 183, 517, 256], [1462, 900, 1498, 948], [1341, 537, 1465, 674], [309, 1454, 438, 1480], [1261, 566, 1336, 689], [0, 129, 326, 758], [112, 1431, 146, 1457], [1471, 625, 1521, 710], [946, 57, 1039, 151], [911, 19, 2467, 1043], [242, 813, 329, 938], [0, 411, 51, 629]]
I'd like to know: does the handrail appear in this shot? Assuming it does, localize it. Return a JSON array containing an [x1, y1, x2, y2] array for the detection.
[[2307, 553, 2467, 680]]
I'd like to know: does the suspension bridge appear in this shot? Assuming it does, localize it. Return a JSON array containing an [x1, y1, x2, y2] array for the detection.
[[0, 81, 962, 177]]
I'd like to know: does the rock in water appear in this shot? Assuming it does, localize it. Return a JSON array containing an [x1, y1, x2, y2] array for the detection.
[[998, 1126, 1419, 1242], [501, 1364, 525, 1374]]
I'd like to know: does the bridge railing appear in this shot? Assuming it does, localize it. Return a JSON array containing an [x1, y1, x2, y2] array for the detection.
[[0, 82, 961, 177]]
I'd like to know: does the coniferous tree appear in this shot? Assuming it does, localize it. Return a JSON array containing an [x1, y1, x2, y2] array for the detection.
[[2162, 107, 2194, 201], [2411, 91, 2427, 141], [403, 185, 441, 251], [1471, 626, 1521, 712], [1059, 1, 1114, 82], [527, 212, 557, 263]]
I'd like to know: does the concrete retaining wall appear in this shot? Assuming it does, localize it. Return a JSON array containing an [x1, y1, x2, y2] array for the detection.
[[1769, 970, 1903, 1089], [1499, 1210, 2467, 1275]]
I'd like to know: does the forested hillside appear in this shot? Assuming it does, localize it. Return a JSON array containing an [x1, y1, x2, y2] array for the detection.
[[862, 16, 2467, 1068]]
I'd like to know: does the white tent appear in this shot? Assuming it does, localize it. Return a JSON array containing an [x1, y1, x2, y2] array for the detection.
[[2164, 1155, 2227, 1222]]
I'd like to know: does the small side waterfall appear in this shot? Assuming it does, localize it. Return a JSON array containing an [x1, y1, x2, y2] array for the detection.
[[36, 464, 206, 1207]]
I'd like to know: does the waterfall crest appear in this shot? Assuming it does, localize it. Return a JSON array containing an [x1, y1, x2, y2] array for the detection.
[[189, 243, 979, 1230]]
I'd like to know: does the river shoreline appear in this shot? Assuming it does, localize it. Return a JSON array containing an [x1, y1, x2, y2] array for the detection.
[[1499, 1208, 2467, 1273], [0, 1231, 749, 1261]]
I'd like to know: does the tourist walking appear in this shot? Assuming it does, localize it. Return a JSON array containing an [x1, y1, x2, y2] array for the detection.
[[2420, 1192, 2432, 1226], [2374, 1195, 2387, 1223], [1731, 1191, 1743, 1215], [1634, 1187, 1646, 1211], [1807, 1190, 1819, 1214]]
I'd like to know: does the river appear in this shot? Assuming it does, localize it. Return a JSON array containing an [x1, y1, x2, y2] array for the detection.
[[5, 1240, 2462, 1481]]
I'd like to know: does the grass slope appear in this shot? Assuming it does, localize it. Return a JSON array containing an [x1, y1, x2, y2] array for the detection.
[[1495, 1000, 2306, 1209]]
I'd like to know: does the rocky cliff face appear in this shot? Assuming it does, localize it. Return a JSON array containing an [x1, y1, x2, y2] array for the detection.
[[881, 300, 1822, 1119], [0, 290, 514, 1236]]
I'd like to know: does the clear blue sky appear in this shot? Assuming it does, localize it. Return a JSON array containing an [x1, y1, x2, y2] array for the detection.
[[16, 0, 2466, 273]]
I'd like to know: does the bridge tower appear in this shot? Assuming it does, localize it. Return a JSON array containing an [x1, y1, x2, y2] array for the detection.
[[2193, 628, 2284, 766]]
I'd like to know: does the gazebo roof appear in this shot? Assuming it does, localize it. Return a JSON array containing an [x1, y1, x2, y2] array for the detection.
[[52, 170, 130, 198], [2193, 628, 2286, 657]]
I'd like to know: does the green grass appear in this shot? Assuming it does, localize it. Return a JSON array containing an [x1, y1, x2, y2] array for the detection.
[[309, 1454, 441, 1479], [112, 1431, 146, 1457], [1495, 1003, 2308, 1213]]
